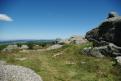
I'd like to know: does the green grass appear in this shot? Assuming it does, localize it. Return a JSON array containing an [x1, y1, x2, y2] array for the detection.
[[0, 43, 121, 81]]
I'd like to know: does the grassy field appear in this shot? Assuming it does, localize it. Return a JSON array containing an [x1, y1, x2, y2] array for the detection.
[[0, 43, 121, 81]]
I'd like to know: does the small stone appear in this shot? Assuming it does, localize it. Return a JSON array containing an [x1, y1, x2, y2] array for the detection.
[[115, 56, 121, 65]]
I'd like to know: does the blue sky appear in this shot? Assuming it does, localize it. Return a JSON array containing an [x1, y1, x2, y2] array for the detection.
[[0, 0, 121, 40]]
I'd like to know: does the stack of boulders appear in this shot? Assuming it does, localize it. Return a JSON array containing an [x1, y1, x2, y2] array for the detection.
[[57, 35, 87, 45], [84, 12, 121, 65]]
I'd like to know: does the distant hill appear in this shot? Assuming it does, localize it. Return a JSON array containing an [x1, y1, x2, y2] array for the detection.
[[0, 39, 55, 45]]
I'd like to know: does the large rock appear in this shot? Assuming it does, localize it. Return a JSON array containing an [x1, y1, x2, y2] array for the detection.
[[83, 43, 121, 57], [57, 35, 87, 45], [84, 12, 121, 57], [57, 39, 70, 44], [47, 44, 63, 50], [0, 64, 43, 81], [83, 46, 107, 58], [86, 12, 121, 47], [20, 45, 29, 50], [69, 35, 87, 44], [2, 45, 19, 52]]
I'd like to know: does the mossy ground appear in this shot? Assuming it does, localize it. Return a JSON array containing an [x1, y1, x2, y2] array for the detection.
[[0, 43, 121, 81]]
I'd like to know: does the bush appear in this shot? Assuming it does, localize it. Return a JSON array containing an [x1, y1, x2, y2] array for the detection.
[[16, 43, 22, 47], [26, 42, 34, 49], [0, 45, 7, 51]]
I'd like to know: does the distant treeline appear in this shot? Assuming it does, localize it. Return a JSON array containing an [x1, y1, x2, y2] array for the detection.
[[17, 41, 56, 49], [0, 40, 56, 50], [0, 40, 56, 45]]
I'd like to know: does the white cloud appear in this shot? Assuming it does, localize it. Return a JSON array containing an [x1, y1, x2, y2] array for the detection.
[[0, 14, 13, 21]]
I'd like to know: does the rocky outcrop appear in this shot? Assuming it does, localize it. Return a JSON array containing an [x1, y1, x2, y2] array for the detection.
[[47, 44, 63, 50], [84, 12, 121, 58], [2, 44, 29, 52], [83, 47, 105, 58], [57, 35, 87, 45], [20, 45, 29, 50], [83, 43, 121, 57], [58, 39, 70, 44], [2, 45, 19, 52], [0, 64, 43, 81], [86, 12, 121, 47], [68, 35, 87, 44]]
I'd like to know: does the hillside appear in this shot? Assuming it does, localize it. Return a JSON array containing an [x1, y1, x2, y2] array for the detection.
[[0, 43, 121, 81]]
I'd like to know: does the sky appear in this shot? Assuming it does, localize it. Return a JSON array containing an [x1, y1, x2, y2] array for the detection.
[[0, 0, 121, 40]]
